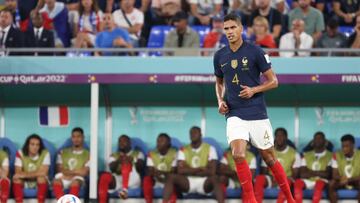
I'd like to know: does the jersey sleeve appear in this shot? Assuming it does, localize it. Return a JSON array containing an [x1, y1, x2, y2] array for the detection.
[[56, 152, 63, 164], [177, 149, 185, 161], [293, 153, 301, 168], [171, 153, 177, 167], [208, 146, 218, 161], [300, 155, 307, 167], [261, 159, 266, 167], [15, 151, 23, 167], [137, 151, 145, 161], [146, 154, 154, 167], [2, 157, 9, 167], [255, 46, 272, 73], [220, 154, 228, 165], [331, 154, 338, 168], [213, 51, 223, 78], [42, 152, 50, 166], [108, 154, 116, 165]]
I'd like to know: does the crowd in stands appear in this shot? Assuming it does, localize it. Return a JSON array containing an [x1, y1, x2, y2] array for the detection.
[[0, 126, 359, 202], [0, 0, 359, 56]]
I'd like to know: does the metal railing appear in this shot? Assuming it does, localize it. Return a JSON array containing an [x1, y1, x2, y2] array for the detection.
[[1, 47, 360, 56]]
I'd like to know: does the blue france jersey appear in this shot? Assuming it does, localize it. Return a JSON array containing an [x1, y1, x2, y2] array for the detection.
[[213, 41, 272, 120]]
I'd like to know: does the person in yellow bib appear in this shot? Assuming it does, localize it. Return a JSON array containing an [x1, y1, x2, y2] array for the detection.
[[52, 127, 90, 199], [12, 134, 50, 203], [0, 148, 10, 203], [162, 126, 224, 203], [219, 145, 256, 197], [254, 128, 301, 203], [329, 134, 360, 203], [98, 135, 145, 202], [143, 133, 178, 203], [294, 132, 332, 203]]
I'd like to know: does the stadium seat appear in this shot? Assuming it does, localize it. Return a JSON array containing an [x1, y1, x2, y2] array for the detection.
[[355, 137, 360, 149], [191, 25, 211, 48], [171, 137, 183, 150], [147, 25, 174, 56], [51, 137, 90, 198], [226, 188, 241, 198], [0, 137, 17, 175], [337, 189, 359, 199], [303, 189, 327, 199], [202, 137, 224, 160], [339, 26, 354, 37], [23, 138, 57, 198], [264, 188, 280, 198]]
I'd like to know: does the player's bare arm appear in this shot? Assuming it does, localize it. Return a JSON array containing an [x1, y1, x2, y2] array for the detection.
[[195, 160, 216, 177], [72, 166, 90, 177], [135, 159, 145, 173], [177, 160, 201, 176], [215, 77, 228, 115], [219, 163, 237, 179], [239, 68, 278, 99]]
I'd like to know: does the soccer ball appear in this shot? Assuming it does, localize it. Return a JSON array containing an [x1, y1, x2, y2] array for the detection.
[[57, 194, 81, 203]]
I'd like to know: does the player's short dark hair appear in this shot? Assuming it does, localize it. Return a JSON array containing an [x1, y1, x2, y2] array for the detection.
[[223, 13, 242, 25], [275, 128, 288, 137], [341, 134, 355, 144], [314, 131, 325, 139], [119, 134, 130, 141], [72, 127, 84, 135], [190, 126, 201, 133], [22, 134, 45, 156], [158, 133, 171, 148]]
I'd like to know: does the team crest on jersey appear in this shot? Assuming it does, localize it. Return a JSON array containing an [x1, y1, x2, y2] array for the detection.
[[28, 163, 36, 172], [345, 164, 353, 178], [68, 158, 78, 170], [157, 163, 168, 171], [191, 156, 200, 168], [312, 161, 320, 171], [231, 59, 238, 69], [241, 57, 249, 70]]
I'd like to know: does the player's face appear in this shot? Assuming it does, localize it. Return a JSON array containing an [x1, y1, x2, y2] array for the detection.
[[224, 20, 243, 44], [157, 136, 169, 152], [28, 138, 40, 156], [274, 131, 287, 148], [190, 129, 201, 143], [341, 140, 354, 157], [119, 136, 131, 153], [313, 134, 325, 149], [71, 131, 84, 148]]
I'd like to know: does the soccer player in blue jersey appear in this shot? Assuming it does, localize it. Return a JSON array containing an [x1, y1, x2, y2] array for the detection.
[[214, 13, 295, 203]]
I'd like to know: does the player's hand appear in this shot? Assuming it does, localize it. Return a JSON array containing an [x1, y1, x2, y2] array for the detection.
[[340, 176, 348, 185], [239, 85, 255, 99], [218, 100, 229, 115]]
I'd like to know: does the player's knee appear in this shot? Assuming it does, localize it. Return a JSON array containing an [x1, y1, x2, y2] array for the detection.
[[328, 180, 336, 189], [232, 152, 246, 163], [53, 179, 62, 186], [70, 180, 81, 187], [166, 174, 177, 183], [12, 176, 22, 183], [37, 176, 47, 183]]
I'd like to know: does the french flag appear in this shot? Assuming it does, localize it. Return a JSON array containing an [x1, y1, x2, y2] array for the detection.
[[39, 106, 69, 127]]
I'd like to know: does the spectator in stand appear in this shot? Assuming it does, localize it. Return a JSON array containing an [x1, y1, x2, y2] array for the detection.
[[40, 0, 71, 47], [202, 14, 228, 56], [247, 0, 282, 40], [151, 0, 181, 25], [4, 0, 22, 30], [279, 19, 313, 57], [164, 11, 200, 56], [0, 149, 10, 203], [288, 0, 325, 42], [17, 0, 44, 32], [98, 135, 145, 202], [333, 0, 360, 26], [52, 128, 90, 200], [95, 13, 132, 56], [294, 132, 332, 203], [316, 18, 347, 56], [329, 134, 360, 203], [227, 0, 253, 24], [0, 9, 24, 56], [71, 0, 103, 49], [112, 0, 144, 47], [348, 16, 360, 55], [24, 10, 54, 55], [189, 0, 223, 25], [251, 16, 278, 56], [314, 0, 333, 21], [12, 134, 50, 203]]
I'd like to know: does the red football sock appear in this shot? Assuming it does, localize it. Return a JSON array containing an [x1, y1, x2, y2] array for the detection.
[[37, 183, 48, 203], [0, 178, 10, 203], [121, 163, 132, 190], [12, 182, 23, 203], [277, 178, 292, 203], [98, 172, 113, 203], [294, 179, 305, 203], [220, 183, 227, 198], [235, 160, 256, 203], [143, 176, 154, 203], [254, 175, 266, 203], [169, 190, 177, 203], [53, 181, 64, 200], [313, 180, 326, 203], [69, 184, 80, 197], [269, 161, 295, 203]]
